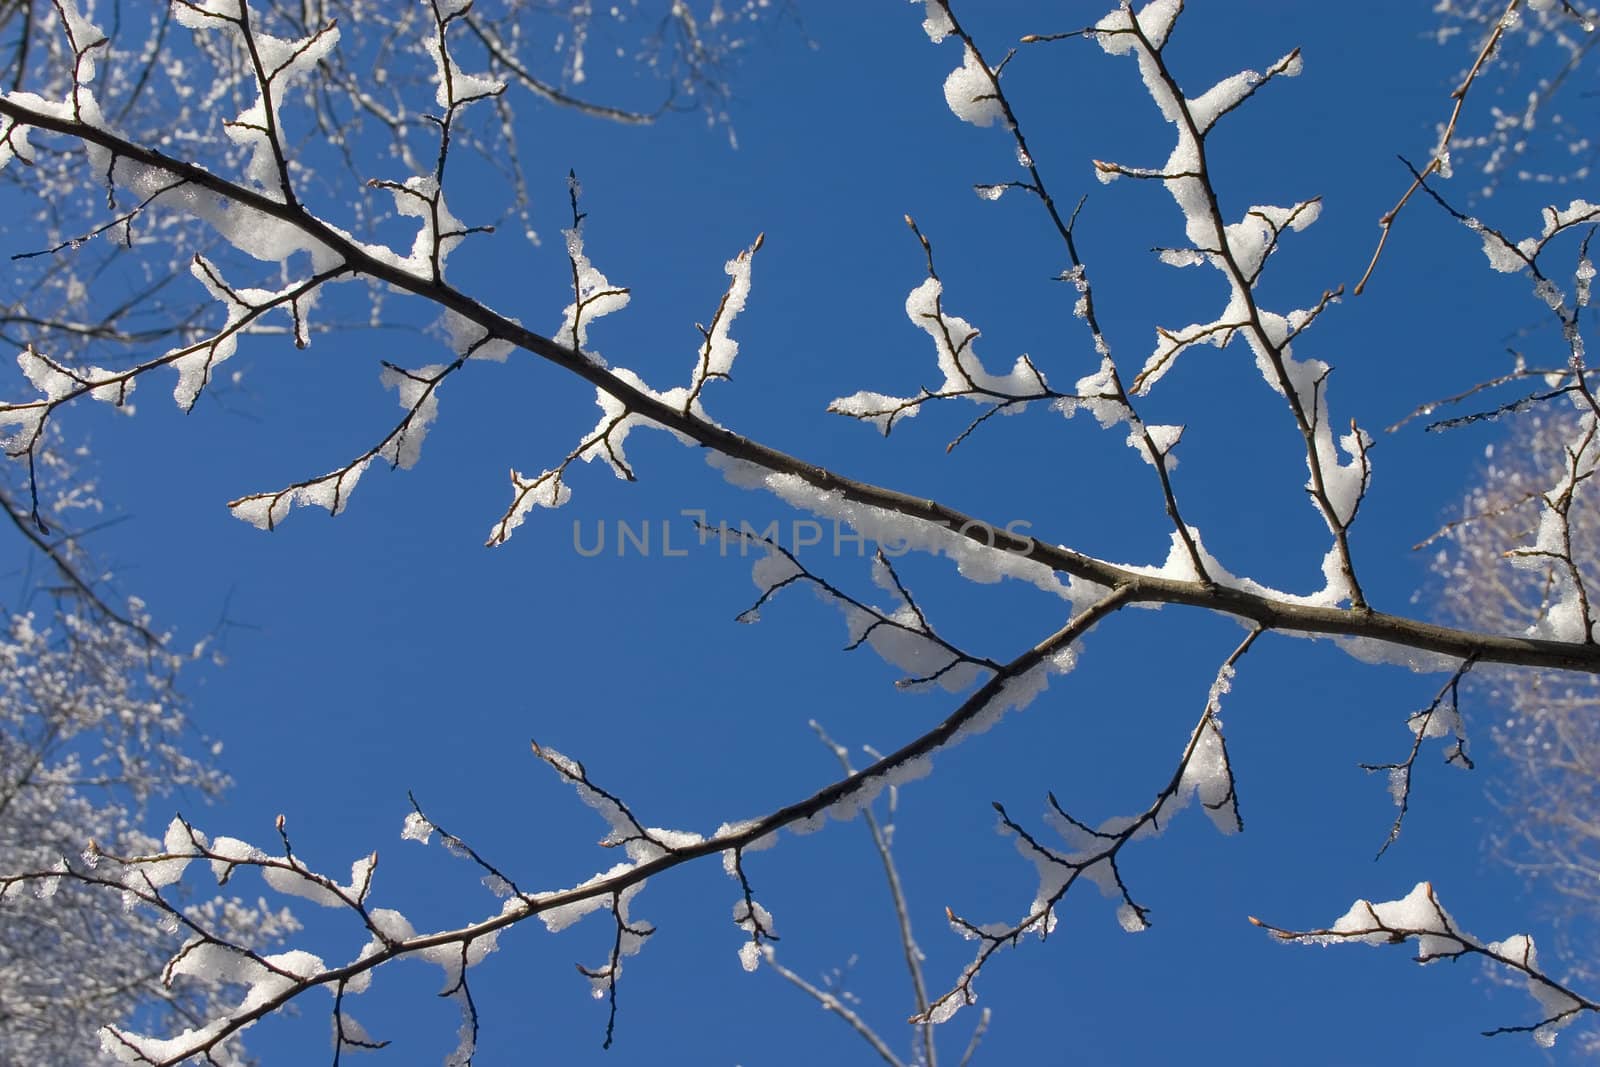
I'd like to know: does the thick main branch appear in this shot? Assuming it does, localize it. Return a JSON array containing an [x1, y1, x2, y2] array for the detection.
[[3, 99, 1599, 673]]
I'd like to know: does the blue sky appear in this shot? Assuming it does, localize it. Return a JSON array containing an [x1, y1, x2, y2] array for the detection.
[[9, 1, 1598, 1064]]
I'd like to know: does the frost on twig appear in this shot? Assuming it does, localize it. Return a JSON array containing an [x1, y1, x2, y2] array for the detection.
[[1254, 882, 1600, 1048], [1381, 0, 1600, 294], [1358, 0, 1522, 294]]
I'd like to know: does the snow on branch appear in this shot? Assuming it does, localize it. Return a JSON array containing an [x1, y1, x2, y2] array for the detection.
[[1401, 182, 1600, 643], [227, 359, 459, 529], [1359, 657, 1478, 858], [2, 70, 1598, 672], [829, 217, 1063, 440], [0, 588, 1132, 1060], [1356, 0, 1566, 295], [172, 0, 341, 204], [0, 257, 344, 487], [908, 4, 1224, 580], [1080, 4, 1372, 608], [489, 182, 761, 545], [725, 529, 1001, 692], [1254, 882, 1600, 1048], [8, 0, 1600, 1055], [916, 627, 1255, 1026]]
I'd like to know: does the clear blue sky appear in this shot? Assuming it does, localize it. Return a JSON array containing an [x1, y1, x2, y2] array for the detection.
[[12, 2, 1596, 1064]]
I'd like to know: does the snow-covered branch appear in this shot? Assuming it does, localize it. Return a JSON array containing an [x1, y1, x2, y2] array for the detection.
[[0, 84, 1594, 668], [0, 587, 1126, 1063], [1254, 881, 1600, 1048]]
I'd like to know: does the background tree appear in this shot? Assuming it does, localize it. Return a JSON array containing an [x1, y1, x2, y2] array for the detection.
[[0, 0, 773, 410], [1421, 1, 1600, 1049], [2, 1, 1600, 1064], [1430, 410, 1600, 1041], [0, 429, 300, 1063], [1432, 0, 1596, 199]]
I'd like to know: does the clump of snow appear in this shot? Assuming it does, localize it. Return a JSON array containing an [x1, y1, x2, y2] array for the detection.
[[1058, 357, 1129, 428], [688, 236, 762, 397], [260, 853, 375, 909], [378, 363, 444, 470], [834, 276, 1048, 422], [1095, 0, 1181, 54], [101, 942, 328, 1063], [918, 0, 954, 42], [1187, 70, 1258, 134], [1541, 199, 1599, 236], [387, 176, 468, 280], [423, 21, 504, 110], [577, 370, 673, 479], [228, 494, 292, 532], [1112, 525, 1352, 609], [53, 0, 107, 87], [1158, 247, 1207, 268], [943, 46, 1003, 127], [171, 0, 243, 24], [1127, 422, 1183, 470], [206, 836, 263, 882], [17, 345, 130, 407], [1328, 882, 1461, 960], [401, 812, 435, 844], [554, 211, 630, 363], [1330, 636, 1460, 673], [131, 817, 204, 890], [1472, 219, 1531, 273], [829, 390, 916, 433], [491, 466, 574, 543], [1185, 52, 1300, 134], [439, 308, 515, 363], [535, 868, 630, 934], [1222, 200, 1322, 280], [733, 899, 776, 971]]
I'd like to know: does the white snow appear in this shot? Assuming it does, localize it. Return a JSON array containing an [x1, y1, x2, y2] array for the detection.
[[943, 47, 1003, 127], [378, 363, 445, 470], [918, 0, 954, 42], [554, 214, 630, 363], [259, 853, 375, 909]]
